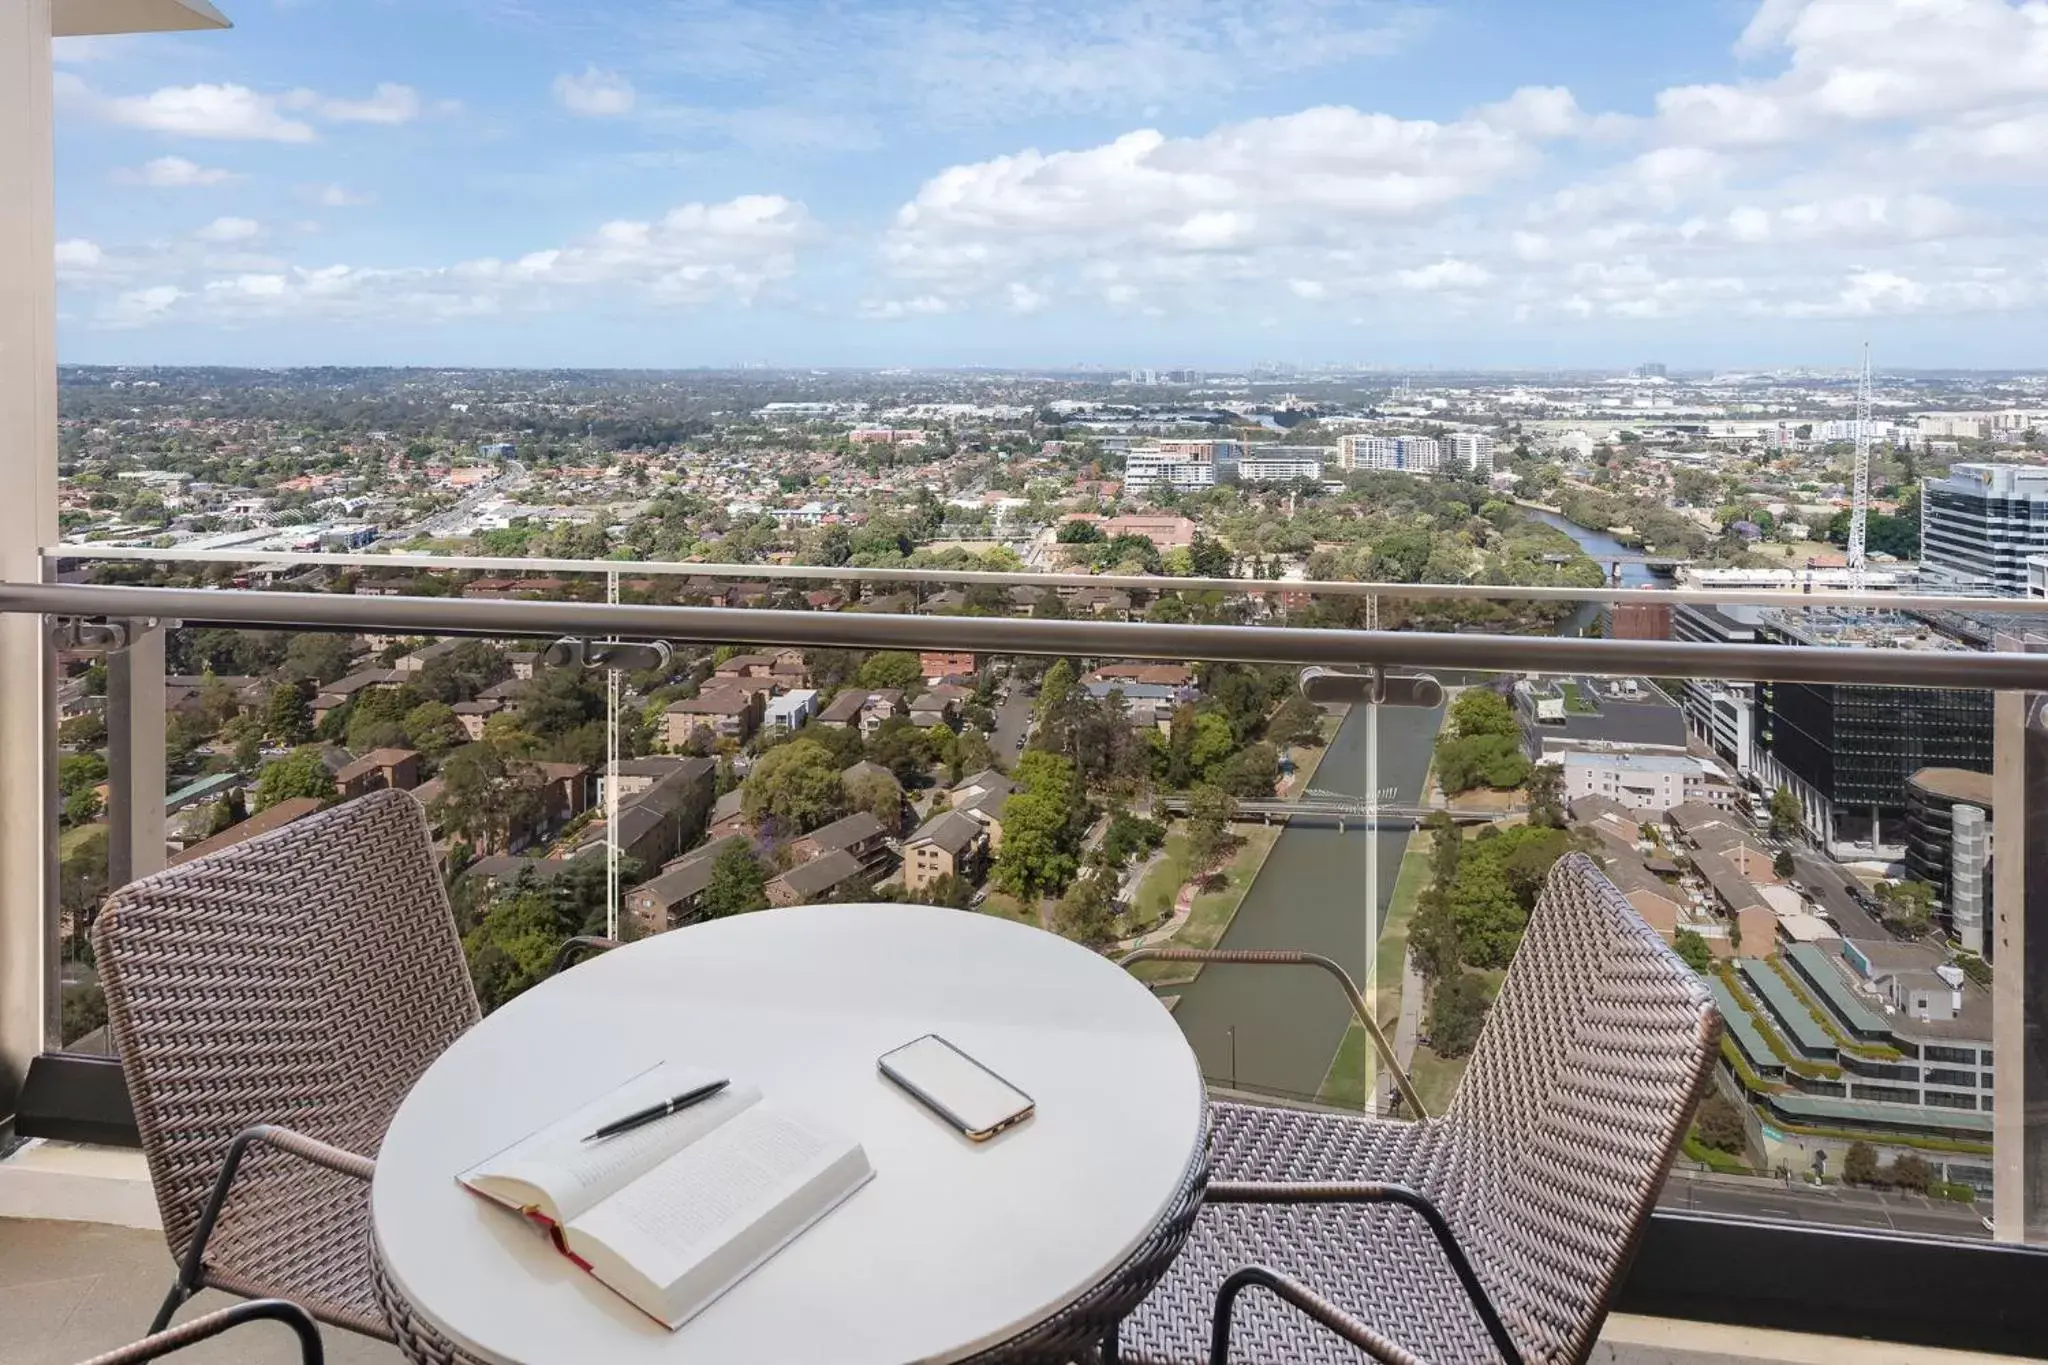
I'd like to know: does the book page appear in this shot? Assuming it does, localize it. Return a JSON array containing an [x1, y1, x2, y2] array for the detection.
[[460, 1062, 758, 1224], [567, 1105, 871, 1325]]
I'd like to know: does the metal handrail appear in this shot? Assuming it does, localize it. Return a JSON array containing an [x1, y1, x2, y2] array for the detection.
[[3, 580, 2046, 688], [41, 542, 2048, 614]]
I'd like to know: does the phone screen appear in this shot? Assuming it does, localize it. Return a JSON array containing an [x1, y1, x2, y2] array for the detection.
[[879, 1035, 1033, 1137]]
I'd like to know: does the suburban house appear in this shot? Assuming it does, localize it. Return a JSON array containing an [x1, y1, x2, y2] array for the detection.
[[816, 688, 904, 737], [766, 848, 868, 907], [573, 757, 715, 871], [394, 640, 460, 674], [311, 668, 401, 724], [764, 689, 819, 736], [950, 770, 1015, 849], [664, 685, 763, 746], [170, 795, 325, 867], [1690, 848, 1778, 957], [919, 652, 976, 685], [1087, 663, 1194, 689], [506, 650, 540, 680], [909, 685, 968, 729], [902, 810, 989, 893], [786, 811, 891, 872], [450, 698, 503, 740], [706, 789, 748, 841], [1603, 853, 1685, 941], [332, 747, 422, 801], [623, 834, 748, 934]]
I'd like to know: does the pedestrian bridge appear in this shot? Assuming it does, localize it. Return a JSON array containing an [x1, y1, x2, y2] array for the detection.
[[1154, 793, 1509, 830]]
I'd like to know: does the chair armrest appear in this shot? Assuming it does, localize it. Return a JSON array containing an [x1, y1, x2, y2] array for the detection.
[[550, 935, 621, 976], [79, 1298, 324, 1365], [1208, 1266, 1424, 1365], [1117, 947, 1426, 1117], [175, 1126, 374, 1293], [1207, 1181, 1524, 1365]]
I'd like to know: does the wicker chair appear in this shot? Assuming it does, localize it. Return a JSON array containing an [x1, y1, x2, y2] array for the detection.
[[1117, 852, 1721, 1365], [75, 1299, 325, 1365], [93, 789, 481, 1343]]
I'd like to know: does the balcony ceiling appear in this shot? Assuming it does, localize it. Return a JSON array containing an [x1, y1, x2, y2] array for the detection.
[[52, 0, 230, 37]]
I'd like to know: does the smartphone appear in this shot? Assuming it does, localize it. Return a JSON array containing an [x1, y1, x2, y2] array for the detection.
[[878, 1034, 1035, 1141]]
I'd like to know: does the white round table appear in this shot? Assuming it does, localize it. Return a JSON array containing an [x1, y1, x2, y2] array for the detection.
[[370, 902, 1208, 1365]]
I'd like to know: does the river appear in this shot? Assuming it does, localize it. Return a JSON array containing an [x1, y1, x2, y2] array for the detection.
[[1165, 506, 1666, 1100]]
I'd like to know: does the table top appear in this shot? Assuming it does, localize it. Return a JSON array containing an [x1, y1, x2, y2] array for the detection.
[[371, 901, 1207, 1365]]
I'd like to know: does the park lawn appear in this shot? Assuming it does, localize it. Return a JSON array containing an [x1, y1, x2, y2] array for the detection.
[[59, 821, 106, 859], [1408, 1044, 1468, 1116], [977, 891, 1040, 928], [1134, 832, 1193, 923], [1128, 825, 1281, 987], [1318, 1021, 1372, 1111]]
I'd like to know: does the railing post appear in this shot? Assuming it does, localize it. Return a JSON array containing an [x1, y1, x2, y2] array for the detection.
[[0, 0, 59, 1109], [106, 622, 166, 889]]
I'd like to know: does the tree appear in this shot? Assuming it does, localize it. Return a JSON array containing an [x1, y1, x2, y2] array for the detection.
[[1056, 519, 1105, 544], [1692, 1093, 1748, 1156], [1434, 689, 1530, 795], [264, 679, 314, 746], [1887, 1152, 1933, 1193], [1188, 531, 1233, 578], [58, 751, 107, 797], [1037, 658, 1077, 722], [702, 843, 769, 919], [1843, 1140, 1881, 1187], [1769, 785, 1803, 840], [856, 651, 923, 691], [281, 633, 356, 685], [1527, 762, 1566, 828], [432, 744, 543, 853], [1427, 972, 1490, 1058], [743, 739, 851, 836], [58, 712, 107, 749], [1054, 871, 1120, 947], [62, 786, 103, 828], [993, 753, 1084, 898], [1213, 742, 1280, 798], [923, 872, 974, 910], [1265, 694, 1323, 748], [867, 717, 937, 787], [1673, 928, 1714, 974], [1184, 784, 1239, 876], [403, 701, 466, 757], [845, 767, 905, 834], [252, 747, 335, 811], [1773, 848, 1795, 880], [1446, 688, 1519, 739], [1875, 879, 1936, 937]]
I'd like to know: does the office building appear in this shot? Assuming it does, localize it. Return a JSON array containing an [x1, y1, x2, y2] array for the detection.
[[1905, 767, 1995, 946], [1234, 454, 1324, 483], [2028, 553, 2048, 598], [1755, 611, 1993, 852], [1336, 434, 1442, 476], [1673, 604, 1763, 775], [1513, 676, 1688, 762], [1922, 464, 2048, 596], [1447, 433, 1495, 477], [1121, 447, 1218, 499]]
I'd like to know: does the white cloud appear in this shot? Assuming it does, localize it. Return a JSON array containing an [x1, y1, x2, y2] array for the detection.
[[55, 239, 104, 278], [555, 66, 637, 117], [861, 295, 952, 319], [1005, 281, 1047, 314], [103, 285, 185, 328], [83, 194, 814, 330], [195, 217, 262, 244], [63, 76, 317, 142], [115, 156, 238, 187], [299, 83, 423, 125], [60, 75, 433, 141], [1395, 259, 1492, 291], [310, 183, 376, 208]]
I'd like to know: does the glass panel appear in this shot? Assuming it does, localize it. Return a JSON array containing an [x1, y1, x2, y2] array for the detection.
[[42, 544, 2048, 1252]]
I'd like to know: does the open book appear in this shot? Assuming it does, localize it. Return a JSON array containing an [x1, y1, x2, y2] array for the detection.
[[459, 1062, 872, 1330]]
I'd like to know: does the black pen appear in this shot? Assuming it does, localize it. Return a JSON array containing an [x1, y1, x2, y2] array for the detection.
[[583, 1079, 730, 1143]]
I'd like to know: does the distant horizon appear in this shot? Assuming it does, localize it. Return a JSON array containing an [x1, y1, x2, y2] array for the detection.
[[50, 1, 2048, 368]]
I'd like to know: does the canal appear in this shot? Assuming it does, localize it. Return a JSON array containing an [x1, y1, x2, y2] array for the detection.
[[1166, 507, 1667, 1100]]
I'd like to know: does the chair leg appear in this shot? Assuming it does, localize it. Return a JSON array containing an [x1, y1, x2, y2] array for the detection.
[[147, 1281, 192, 1335], [1101, 1320, 1120, 1364]]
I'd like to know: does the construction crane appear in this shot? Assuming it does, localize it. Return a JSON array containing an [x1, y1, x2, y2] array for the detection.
[[1847, 343, 1872, 592]]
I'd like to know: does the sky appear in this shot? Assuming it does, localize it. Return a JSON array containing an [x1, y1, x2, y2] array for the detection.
[[46, 0, 2048, 369]]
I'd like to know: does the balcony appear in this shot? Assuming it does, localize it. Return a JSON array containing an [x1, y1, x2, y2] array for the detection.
[[4, 553, 2048, 1363]]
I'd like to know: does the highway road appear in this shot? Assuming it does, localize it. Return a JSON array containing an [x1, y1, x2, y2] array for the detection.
[[1659, 1169, 1987, 1239]]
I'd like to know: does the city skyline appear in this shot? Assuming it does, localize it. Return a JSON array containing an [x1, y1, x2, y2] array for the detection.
[[48, 0, 2048, 368]]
